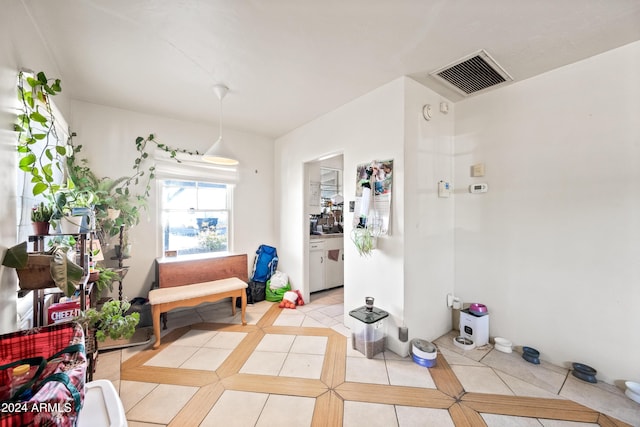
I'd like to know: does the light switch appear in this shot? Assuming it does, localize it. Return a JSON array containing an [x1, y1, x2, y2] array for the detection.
[[471, 163, 485, 177]]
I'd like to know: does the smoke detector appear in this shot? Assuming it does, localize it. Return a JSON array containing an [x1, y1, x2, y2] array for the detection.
[[430, 50, 513, 96]]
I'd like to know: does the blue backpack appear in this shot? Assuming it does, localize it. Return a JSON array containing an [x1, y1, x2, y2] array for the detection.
[[251, 245, 278, 283]]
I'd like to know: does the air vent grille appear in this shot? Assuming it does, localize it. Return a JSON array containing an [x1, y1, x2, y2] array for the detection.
[[430, 50, 512, 96]]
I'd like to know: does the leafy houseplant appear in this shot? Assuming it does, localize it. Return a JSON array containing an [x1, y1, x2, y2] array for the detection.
[[31, 201, 54, 234], [15, 70, 67, 200], [1, 241, 83, 297], [351, 227, 376, 257], [79, 299, 139, 342]]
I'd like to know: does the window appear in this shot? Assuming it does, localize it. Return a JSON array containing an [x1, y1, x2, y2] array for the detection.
[[160, 179, 231, 255]]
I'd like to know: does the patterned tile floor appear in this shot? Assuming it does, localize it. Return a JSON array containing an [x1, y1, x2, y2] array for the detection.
[[92, 288, 639, 426]]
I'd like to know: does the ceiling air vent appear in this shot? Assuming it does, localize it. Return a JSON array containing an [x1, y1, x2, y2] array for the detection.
[[430, 50, 512, 96]]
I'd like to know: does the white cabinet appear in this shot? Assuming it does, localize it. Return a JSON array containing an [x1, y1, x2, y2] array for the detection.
[[324, 238, 344, 289], [309, 240, 325, 293], [309, 237, 343, 293]]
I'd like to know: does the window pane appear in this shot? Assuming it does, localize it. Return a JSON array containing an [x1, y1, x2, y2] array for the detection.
[[197, 183, 227, 210], [161, 180, 229, 255]]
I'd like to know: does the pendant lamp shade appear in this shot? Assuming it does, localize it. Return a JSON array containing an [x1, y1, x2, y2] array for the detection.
[[203, 84, 239, 165]]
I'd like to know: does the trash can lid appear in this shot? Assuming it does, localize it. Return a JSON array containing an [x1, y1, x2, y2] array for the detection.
[[349, 306, 389, 323]]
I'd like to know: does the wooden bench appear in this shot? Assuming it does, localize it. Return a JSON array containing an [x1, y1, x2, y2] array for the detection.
[[150, 253, 248, 349]]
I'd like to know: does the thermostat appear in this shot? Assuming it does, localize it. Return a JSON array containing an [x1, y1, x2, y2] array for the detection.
[[469, 183, 488, 193]]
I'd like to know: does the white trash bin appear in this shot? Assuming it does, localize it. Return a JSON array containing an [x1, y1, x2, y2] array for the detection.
[[77, 379, 127, 427]]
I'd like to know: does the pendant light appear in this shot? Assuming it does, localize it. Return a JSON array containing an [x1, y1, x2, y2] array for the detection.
[[202, 84, 239, 165]]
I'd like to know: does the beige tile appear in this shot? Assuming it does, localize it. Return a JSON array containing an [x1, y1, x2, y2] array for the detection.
[[127, 421, 166, 427], [481, 413, 543, 427], [273, 312, 305, 326], [200, 390, 267, 427], [279, 353, 324, 379], [144, 345, 198, 368], [538, 420, 599, 427], [559, 375, 640, 426], [127, 384, 198, 424], [180, 347, 232, 371], [170, 329, 218, 347], [256, 394, 315, 427], [204, 331, 248, 349], [300, 316, 329, 328], [396, 406, 454, 427], [93, 349, 121, 382], [119, 380, 159, 413], [494, 370, 563, 399], [343, 401, 398, 427], [317, 304, 344, 318], [451, 365, 514, 395], [386, 360, 436, 389], [240, 351, 288, 376], [256, 334, 296, 352], [290, 335, 328, 355], [439, 347, 486, 367], [346, 356, 389, 385], [482, 349, 568, 394], [305, 310, 339, 327], [331, 322, 351, 337]]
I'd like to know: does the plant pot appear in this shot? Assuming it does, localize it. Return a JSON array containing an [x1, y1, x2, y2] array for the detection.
[[32, 221, 50, 235], [16, 254, 55, 290], [60, 216, 82, 234]]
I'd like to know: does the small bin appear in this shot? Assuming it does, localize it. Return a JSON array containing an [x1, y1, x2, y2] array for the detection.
[[349, 304, 388, 359]]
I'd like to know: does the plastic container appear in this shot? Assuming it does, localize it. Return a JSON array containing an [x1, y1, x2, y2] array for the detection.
[[349, 304, 388, 359], [411, 339, 437, 368], [10, 364, 36, 399], [77, 380, 127, 427]]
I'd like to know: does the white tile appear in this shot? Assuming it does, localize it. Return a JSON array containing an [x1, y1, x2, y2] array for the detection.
[[279, 353, 324, 379], [204, 331, 248, 349], [386, 360, 436, 389], [126, 384, 198, 424], [559, 375, 640, 426], [494, 370, 563, 399], [439, 347, 486, 367], [256, 334, 296, 352], [317, 304, 344, 317], [396, 406, 454, 427], [305, 310, 339, 326], [273, 312, 305, 327], [240, 351, 287, 376], [119, 380, 158, 413], [301, 316, 329, 328], [290, 335, 328, 355], [256, 394, 315, 427], [200, 390, 268, 427], [481, 413, 543, 427], [331, 322, 351, 337], [538, 420, 599, 427], [343, 401, 398, 427], [451, 365, 514, 395], [144, 345, 198, 368], [346, 357, 389, 385], [170, 329, 218, 347], [180, 347, 232, 371]]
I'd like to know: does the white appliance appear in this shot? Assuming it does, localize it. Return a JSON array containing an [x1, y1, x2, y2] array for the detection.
[[459, 309, 489, 347]]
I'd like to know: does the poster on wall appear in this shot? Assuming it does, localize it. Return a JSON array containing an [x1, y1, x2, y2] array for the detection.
[[353, 159, 393, 235]]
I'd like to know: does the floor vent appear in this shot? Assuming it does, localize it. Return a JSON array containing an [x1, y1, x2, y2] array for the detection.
[[430, 50, 512, 96]]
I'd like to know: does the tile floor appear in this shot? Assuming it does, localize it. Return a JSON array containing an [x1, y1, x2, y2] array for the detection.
[[92, 288, 640, 426]]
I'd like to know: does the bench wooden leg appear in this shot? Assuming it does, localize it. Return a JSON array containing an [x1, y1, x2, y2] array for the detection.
[[241, 288, 247, 326], [152, 305, 162, 349]]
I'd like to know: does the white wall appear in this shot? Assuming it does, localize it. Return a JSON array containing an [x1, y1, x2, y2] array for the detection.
[[402, 78, 455, 346], [454, 41, 640, 384], [70, 100, 276, 300], [0, 2, 72, 333], [276, 77, 455, 354]]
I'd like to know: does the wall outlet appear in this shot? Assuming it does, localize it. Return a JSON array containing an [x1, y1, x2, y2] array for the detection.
[[447, 293, 454, 307]]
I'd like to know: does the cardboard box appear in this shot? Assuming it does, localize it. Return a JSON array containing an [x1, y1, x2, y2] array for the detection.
[[48, 300, 81, 325]]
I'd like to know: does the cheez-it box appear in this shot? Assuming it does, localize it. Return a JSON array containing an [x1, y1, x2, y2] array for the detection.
[[47, 300, 81, 324]]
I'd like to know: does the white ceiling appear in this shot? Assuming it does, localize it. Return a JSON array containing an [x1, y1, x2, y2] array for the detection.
[[20, 0, 640, 138]]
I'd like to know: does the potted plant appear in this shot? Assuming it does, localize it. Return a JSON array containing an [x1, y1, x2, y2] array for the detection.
[[50, 180, 96, 234], [1, 241, 83, 297], [30, 201, 54, 235], [78, 299, 139, 342], [351, 227, 377, 257]]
